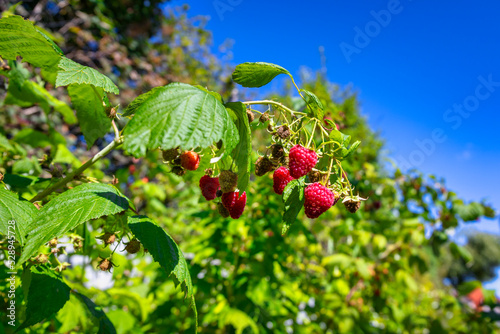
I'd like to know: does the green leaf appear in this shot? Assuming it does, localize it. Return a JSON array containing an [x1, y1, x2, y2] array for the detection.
[[123, 83, 239, 158], [300, 89, 325, 120], [122, 86, 162, 117], [232, 62, 290, 88], [0, 15, 62, 69], [55, 57, 119, 94], [221, 308, 258, 334], [340, 140, 361, 159], [67, 84, 112, 147], [74, 292, 117, 334], [13, 129, 52, 148], [321, 253, 353, 267], [5, 64, 76, 124], [281, 177, 306, 235], [0, 187, 37, 246], [329, 129, 350, 147], [128, 215, 194, 299], [19, 183, 128, 264], [449, 242, 473, 263], [455, 202, 484, 222], [225, 102, 251, 193], [17, 266, 71, 331], [457, 280, 482, 295]]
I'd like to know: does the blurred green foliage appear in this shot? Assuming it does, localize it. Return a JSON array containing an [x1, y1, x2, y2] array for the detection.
[[0, 1, 499, 333]]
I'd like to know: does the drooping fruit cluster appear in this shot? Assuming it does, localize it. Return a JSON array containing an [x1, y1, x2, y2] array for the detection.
[[304, 183, 338, 219], [197, 168, 247, 219]]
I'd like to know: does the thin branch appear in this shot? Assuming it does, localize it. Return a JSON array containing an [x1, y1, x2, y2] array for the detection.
[[30, 137, 123, 203]]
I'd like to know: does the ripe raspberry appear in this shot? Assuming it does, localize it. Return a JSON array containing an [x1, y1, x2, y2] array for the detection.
[[180, 151, 200, 170], [199, 175, 220, 200], [221, 191, 247, 219], [217, 202, 230, 218], [255, 156, 274, 176], [289, 144, 317, 179], [273, 167, 294, 195], [304, 183, 337, 219], [220, 170, 238, 193]]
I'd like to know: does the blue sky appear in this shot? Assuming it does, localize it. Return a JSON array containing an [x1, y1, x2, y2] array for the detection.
[[170, 0, 500, 289]]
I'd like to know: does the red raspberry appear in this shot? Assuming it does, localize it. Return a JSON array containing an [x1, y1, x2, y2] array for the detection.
[[180, 151, 200, 170], [199, 175, 220, 200], [273, 167, 294, 195], [221, 191, 247, 219], [304, 183, 337, 218], [289, 144, 317, 179]]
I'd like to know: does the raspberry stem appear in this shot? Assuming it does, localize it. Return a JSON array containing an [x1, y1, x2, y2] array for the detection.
[[30, 135, 124, 203], [242, 100, 307, 116], [306, 121, 317, 148]]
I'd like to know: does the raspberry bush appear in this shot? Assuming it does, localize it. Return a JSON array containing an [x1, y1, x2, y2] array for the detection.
[[0, 7, 498, 334]]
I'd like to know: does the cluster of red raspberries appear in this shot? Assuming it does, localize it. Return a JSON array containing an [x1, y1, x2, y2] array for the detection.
[[162, 148, 247, 219], [163, 141, 358, 220], [199, 170, 246, 219], [256, 143, 340, 219]]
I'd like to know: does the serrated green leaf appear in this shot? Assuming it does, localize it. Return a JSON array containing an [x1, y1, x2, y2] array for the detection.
[[17, 266, 71, 331], [0, 187, 36, 246], [225, 102, 251, 193], [301, 89, 324, 120], [0, 15, 62, 68], [123, 83, 238, 158], [122, 86, 162, 117], [282, 177, 306, 235], [232, 62, 290, 88], [19, 183, 128, 264], [68, 84, 111, 148], [56, 57, 119, 94], [128, 215, 194, 299], [74, 292, 117, 334]]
